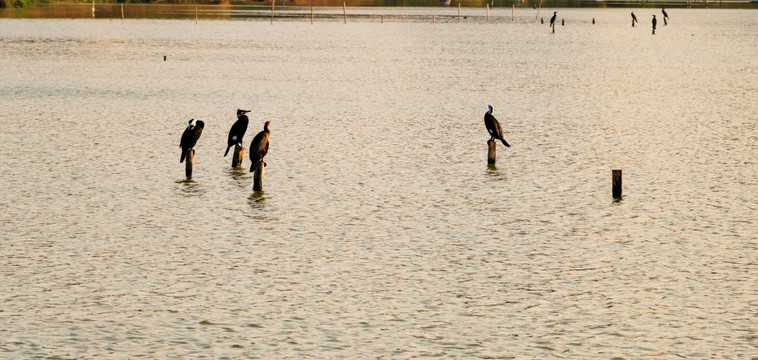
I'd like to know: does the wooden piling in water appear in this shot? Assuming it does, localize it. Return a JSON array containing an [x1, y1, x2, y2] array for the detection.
[[343, 1, 347, 24], [381, 15, 384, 23], [232, 144, 245, 169], [541, 17, 544, 24], [163, 55, 166, 61], [552, 23, 555, 33], [121, 3, 124, 23], [185, 149, 194, 178], [253, 161, 264, 191], [612, 169, 622, 198], [536, 0, 543, 20], [195, 7, 198, 24], [592, 17, 595, 24], [271, 0, 275, 25], [512, 4, 514, 21], [458, 3, 461, 23], [311, 6, 314, 24], [561, 18, 564, 25], [486, 4, 490, 23], [433, 15, 436, 23], [487, 140, 496, 165]]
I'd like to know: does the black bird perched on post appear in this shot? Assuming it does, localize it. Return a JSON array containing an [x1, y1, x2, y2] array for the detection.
[[180, 119, 204, 163], [484, 105, 510, 147], [652, 15, 657, 35], [631, 12, 638, 27], [549, 12, 557, 27], [224, 109, 250, 157], [249, 121, 271, 173], [661, 8, 668, 25]]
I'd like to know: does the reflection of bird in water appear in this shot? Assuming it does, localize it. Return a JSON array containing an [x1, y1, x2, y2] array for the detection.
[[180, 119, 204, 163], [484, 105, 510, 147], [549, 12, 557, 27], [249, 121, 271, 173], [631, 12, 638, 27], [662, 8, 669, 25], [224, 109, 250, 157], [652, 15, 657, 35]]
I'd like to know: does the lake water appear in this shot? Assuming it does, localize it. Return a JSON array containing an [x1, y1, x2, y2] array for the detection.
[[1, 8, 756, 358]]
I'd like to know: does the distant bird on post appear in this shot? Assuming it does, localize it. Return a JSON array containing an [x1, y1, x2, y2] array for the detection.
[[652, 14, 657, 35], [661, 8, 668, 25], [180, 119, 204, 163], [484, 105, 510, 147], [631, 12, 638, 27], [224, 109, 250, 157], [549, 12, 557, 27], [249, 121, 271, 173]]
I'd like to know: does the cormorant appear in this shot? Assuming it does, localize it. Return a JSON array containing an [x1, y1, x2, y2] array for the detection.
[[662, 8, 668, 25], [224, 109, 250, 157], [549, 12, 557, 27], [631, 12, 638, 27], [249, 121, 271, 173], [484, 105, 510, 147], [652, 15, 657, 35], [180, 119, 204, 163]]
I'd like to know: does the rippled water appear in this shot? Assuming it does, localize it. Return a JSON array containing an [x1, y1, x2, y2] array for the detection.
[[1, 9, 756, 358]]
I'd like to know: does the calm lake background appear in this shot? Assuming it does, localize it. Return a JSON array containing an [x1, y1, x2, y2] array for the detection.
[[1, 8, 756, 358]]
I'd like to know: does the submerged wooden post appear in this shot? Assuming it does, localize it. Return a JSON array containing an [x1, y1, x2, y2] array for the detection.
[[381, 15, 384, 23], [458, 3, 461, 23], [311, 6, 313, 24], [163, 55, 166, 61], [512, 4, 514, 21], [561, 18, 564, 25], [433, 15, 436, 23], [195, 7, 198, 24], [612, 169, 622, 198], [253, 161, 264, 191], [186, 149, 194, 178], [343, 1, 347, 24], [121, 3, 124, 23], [487, 140, 496, 165], [271, 0, 275, 25], [541, 17, 543, 24], [486, 4, 490, 23], [232, 144, 245, 169]]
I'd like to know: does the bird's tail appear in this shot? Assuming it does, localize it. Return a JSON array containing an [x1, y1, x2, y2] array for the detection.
[[180, 150, 186, 163], [224, 145, 231, 157], [501, 138, 510, 147]]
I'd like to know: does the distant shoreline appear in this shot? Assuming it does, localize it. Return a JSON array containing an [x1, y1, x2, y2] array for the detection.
[[1, 0, 755, 18]]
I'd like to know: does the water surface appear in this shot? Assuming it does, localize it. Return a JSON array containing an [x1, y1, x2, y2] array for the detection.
[[1, 9, 756, 358]]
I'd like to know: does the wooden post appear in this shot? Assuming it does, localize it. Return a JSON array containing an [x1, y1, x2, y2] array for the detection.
[[343, 1, 347, 24], [311, 6, 313, 24], [195, 7, 198, 24], [232, 144, 245, 169], [487, 140, 496, 165], [121, 3, 124, 23], [512, 4, 514, 21], [91, 0, 95, 18], [433, 15, 436, 23], [552, 23, 555, 33], [540, 17, 543, 24], [486, 4, 490, 23], [186, 149, 194, 178], [561, 18, 564, 25], [592, 17, 595, 24], [163, 55, 166, 61], [253, 161, 264, 191], [458, 3, 461, 23], [271, 0, 275, 25], [612, 169, 622, 198], [381, 15, 384, 23]]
